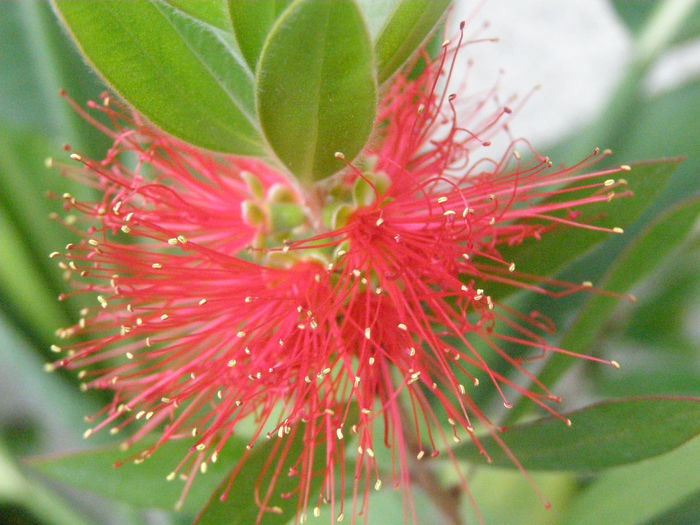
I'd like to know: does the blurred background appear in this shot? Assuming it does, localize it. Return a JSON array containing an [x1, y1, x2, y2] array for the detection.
[[1, 1, 698, 524]]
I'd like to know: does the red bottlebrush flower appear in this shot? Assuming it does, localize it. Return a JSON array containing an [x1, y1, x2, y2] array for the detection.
[[49, 30, 632, 524]]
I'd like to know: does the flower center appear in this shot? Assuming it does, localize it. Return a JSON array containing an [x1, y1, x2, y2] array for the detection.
[[239, 167, 391, 269]]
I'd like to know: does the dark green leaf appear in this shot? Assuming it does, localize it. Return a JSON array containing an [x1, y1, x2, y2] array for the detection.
[[29, 436, 247, 514], [195, 430, 324, 525], [488, 159, 682, 301], [643, 489, 700, 525], [227, 0, 292, 71], [372, 0, 450, 84], [256, 0, 376, 183], [456, 397, 700, 471], [53, 0, 262, 155], [565, 436, 700, 525]]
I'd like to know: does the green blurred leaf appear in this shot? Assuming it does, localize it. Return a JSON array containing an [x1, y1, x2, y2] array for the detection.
[[29, 435, 247, 514], [610, 0, 700, 47], [165, 0, 230, 31], [564, 198, 699, 352], [0, 207, 68, 348], [372, 0, 450, 84], [613, 77, 700, 212], [53, 0, 263, 155], [643, 489, 700, 525], [194, 431, 322, 525], [489, 159, 682, 301], [624, 254, 700, 353], [463, 470, 575, 525], [599, 363, 700, 398], [0, 1, 109, 155], [227, 0, 293, 71], [537, 197, 700, 388], [564, 436, 700, 525], [456, 397, 700, 471], [1, 442, 93, 525], [256, 0, 377, 183]]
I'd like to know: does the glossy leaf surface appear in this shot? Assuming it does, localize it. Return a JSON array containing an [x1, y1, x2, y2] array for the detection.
[[53, 0, 262, 155], [256, 0, 376, 182]]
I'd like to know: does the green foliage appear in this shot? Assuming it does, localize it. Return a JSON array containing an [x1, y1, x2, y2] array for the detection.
[[3, 2, 700, 524], [165, 0, 231, 31], [536, 196, 700, 389], [30, 436, 247, 514], [53, 0, 263, 155], [228, 0, 293, 71], [369, 0, 450, 84], [456, 397, 700, 471], [256, 0, 376, 182]]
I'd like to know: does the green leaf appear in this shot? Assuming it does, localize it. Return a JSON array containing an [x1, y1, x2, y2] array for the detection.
[[227, 0, 293, 71], [52, 0, 263, 155], [564, 436, 700, 525], [456, 397, 700, 471], [256, 0, 377, 183], [488, 159, 682, 301], [194, 431, 323, 525], [165, 0, 231, 31], [372, 0, 450, 84], [29, 435, 247, 514]]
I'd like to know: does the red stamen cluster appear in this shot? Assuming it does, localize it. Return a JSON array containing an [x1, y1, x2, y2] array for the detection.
[[48, 30, 630, 524]]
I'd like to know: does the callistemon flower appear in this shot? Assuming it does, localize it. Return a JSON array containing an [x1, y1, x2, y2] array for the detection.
[[48, 34, 631, 524]]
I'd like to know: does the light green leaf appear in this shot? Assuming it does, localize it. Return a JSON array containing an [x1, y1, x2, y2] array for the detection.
[[29, 435, 247, 514], [488, 159, 682, 301], [456, 397, 700, 471], [372, 0, 450, 84], [165, 0, 230, 31], [53, 0, 262, 155], [227, 0, 293, 71], [564, 436, 700, 525], [256, 0, 377, 183]]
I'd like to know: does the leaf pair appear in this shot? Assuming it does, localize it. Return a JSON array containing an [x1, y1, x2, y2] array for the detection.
[[52, 0, 450, 183]]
